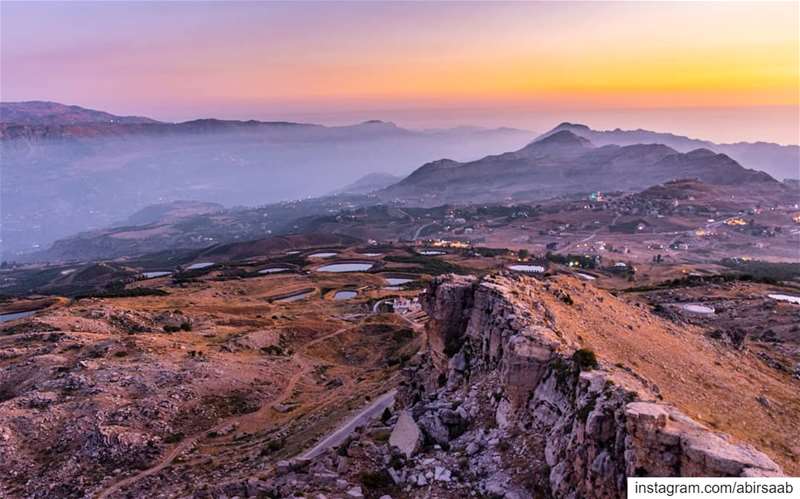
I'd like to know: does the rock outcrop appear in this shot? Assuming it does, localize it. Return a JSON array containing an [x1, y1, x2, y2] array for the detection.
[[400, 274, 783, 497]]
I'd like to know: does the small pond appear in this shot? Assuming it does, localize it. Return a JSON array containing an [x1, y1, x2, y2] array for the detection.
[[316, 262, 374, 273], [259, 267, 290, 274], [143, 271, 172, 279], [768, 294, 800, 305], [276, 291, 314, 302], [417, 250, 445, 256], [334, 290, 358, 300], [385, 277, 413, 286], [308, 252, 338, 258], [186, 262, 214, 270], [576, 273, 596, 281], [0, 310, 37, 323], [508, 264, 545, 273], [679, 304, 715, 314]]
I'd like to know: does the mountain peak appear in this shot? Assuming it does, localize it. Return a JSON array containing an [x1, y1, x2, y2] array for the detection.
[[536, 129, 591, 145], [360, 119, 398, 128], [685, 147, 717, 158], [511, 130, 593, 160], [554, 122, 591, 132]]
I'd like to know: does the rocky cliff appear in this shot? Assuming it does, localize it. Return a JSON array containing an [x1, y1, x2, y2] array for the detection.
[[226, 273, 784, 498], [396, 274, 782, 497]]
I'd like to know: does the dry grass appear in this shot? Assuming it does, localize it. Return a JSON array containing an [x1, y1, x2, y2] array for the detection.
[[513, 274, 800, 474]]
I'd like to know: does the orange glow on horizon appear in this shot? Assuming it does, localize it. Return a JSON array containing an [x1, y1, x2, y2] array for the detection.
[[2, 1, 797, 141]]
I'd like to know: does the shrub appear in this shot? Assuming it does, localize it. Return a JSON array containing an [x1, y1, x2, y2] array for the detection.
[[261, 345, 285, 356], [267, 439, 284, 451], [164, 432, 184, 444], [551, 356, 574, 388], [336, 441, 350, 456], [359, 470, 393, 490], [572, 348, 598, 371], [577, 398, 596, 422], [392, 328, 414, 342]]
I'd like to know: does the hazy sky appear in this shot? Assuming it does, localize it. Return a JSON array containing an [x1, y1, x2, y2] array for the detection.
[[1, 1, 798, 143]]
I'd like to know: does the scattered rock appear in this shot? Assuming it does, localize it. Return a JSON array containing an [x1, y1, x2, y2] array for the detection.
[[389, 411, 422, 458]]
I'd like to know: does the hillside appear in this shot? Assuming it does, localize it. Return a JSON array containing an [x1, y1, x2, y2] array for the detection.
[[119, 200, 224, 227], [381, 131, 780, 205], [27, 195, 375, 263], [332, 172, 402, 195], [28, 167, 798, 265]]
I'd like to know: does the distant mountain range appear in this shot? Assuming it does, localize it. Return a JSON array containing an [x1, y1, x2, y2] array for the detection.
[[538, 122, 799, 181], [379, 129, 782, 204], [0, 101, 524, 143]]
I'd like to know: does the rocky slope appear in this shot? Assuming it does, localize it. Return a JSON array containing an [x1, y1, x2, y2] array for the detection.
[[246, 273, 795, 498], [0, 267, 421, 498]]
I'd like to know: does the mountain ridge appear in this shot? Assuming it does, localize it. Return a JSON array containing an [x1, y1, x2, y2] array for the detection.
[[380, 129, 782, 204], [0, 101, 161, 126], [0, 101, 530, 141], [539, 122, 800, 180]]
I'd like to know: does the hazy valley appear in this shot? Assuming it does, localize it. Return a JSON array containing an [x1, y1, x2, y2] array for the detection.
[[1, 102, 533, 258]]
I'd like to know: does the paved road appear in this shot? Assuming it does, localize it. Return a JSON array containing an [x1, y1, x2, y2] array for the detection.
[[413, 222, 436, 240], [562, 214, 622, 252], [299, 389, 397, 460]]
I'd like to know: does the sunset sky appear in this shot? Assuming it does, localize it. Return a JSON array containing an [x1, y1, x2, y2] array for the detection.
[[2, 1, 798, 143]]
